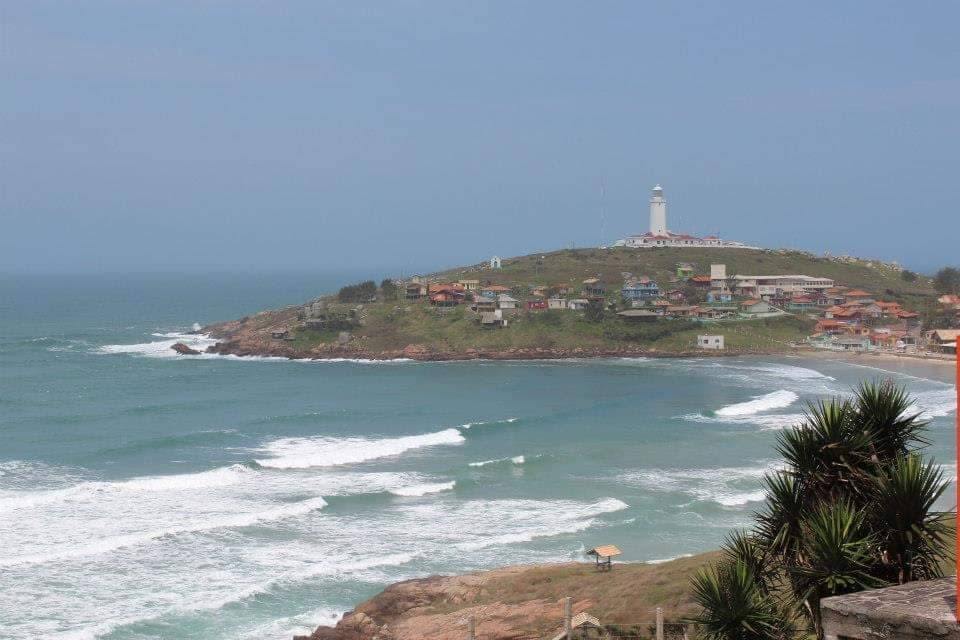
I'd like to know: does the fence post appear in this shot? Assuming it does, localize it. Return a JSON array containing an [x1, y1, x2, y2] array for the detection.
[[466, 616, 475, 640], [656, 607, 664, 640], [563, 597, 572, 639]]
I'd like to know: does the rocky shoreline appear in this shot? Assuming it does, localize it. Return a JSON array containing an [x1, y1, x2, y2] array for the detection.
[[202, 334, 799, 362]]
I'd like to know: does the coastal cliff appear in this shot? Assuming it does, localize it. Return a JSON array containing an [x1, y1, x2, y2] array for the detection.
[[296, 555, 717, 640]]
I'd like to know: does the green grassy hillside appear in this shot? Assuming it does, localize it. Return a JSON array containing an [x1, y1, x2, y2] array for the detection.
[[438, 247, 931, 300], [210, 246, 934, 359]]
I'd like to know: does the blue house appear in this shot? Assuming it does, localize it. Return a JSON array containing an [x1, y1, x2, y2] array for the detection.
[[707, 290, 733, 303], [621, 278, 660, 301]]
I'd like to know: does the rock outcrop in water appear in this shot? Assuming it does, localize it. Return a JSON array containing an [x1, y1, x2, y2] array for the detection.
[[170, 342, 201, 355], [296, 556, 715, 640]]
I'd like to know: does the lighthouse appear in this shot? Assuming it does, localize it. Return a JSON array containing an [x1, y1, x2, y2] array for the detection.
[[649, 184, 667, 235]]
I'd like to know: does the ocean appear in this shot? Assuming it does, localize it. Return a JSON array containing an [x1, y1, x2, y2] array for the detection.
[[1, 273, 956, 640]]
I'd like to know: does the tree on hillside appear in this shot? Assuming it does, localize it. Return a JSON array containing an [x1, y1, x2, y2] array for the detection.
[[921, 300, 957, 330], [583, 299, 606, 322], [933, 267, 960, 294], [690, 382, 951, 640], [337, 280, 377, 303], [380, 278, 398, 301], [900, 270, 917, 283]]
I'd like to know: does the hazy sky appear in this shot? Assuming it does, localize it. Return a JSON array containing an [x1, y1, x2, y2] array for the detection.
[[3, 2, 958, 274]]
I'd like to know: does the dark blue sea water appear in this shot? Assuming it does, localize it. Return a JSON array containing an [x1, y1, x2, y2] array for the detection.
[[1, 274, 955, 639]]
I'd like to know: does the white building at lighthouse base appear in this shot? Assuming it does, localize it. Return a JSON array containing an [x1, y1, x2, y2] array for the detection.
[[615, 231, 757, 249], [614, 184, 758, 250]]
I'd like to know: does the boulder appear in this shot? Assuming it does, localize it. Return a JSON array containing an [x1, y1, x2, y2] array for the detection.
[[171, 342, 201, 355]]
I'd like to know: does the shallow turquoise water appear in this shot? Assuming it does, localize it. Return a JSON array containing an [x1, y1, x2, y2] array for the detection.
[[1, 274, 955, 639]]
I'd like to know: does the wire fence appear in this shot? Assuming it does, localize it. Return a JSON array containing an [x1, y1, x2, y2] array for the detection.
[[572, 622, 695, 639]]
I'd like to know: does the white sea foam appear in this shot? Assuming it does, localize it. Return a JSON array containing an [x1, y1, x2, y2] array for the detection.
[[748, 363, 835, 381], [619, 463, 780, 507], [447, 497, 630, 551], [646, 553, 694, 564], [683, 411, 806, 431], [459, 417, 518, 430], [238, 607, 342, 640], [388, 481, 456, 497], [98, 333, 219, 358], [468, 454, 527, 468], [1, 496, 328, 567], [912, 387, 957, 419], [0, 465, 439, 574], [0, 464, 251, 513], [101, 332, 414, 363], [0, 464, 630, 639], [48, 550, 416, 640], [715, 390, 799, 417], [256, 428, 465, 469]]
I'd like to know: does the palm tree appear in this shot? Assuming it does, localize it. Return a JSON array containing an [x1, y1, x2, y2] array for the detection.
[[690, 560, 789, 640], [691, 381, 952, 640], [871, 454, 951, 583], [787, 501, 884, 635]]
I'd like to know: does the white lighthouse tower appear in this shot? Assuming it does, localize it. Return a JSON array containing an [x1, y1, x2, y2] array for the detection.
[[649, 184, 667, 235]]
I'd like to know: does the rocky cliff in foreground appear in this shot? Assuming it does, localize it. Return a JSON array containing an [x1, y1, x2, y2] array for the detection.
[[296, 555, 716, 640]]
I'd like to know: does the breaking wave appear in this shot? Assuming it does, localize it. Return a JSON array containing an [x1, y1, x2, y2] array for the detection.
[[0, 464, 252, 513], [255, 428, 466, 469], [388, 481, 456, 497], [98, 333, 219, 359], [459, 417, 518, 430], [682, 411, 806, 431], [468, 454, 527, 468], [1, 496, 328, 567], [715, 390, 799, 417]]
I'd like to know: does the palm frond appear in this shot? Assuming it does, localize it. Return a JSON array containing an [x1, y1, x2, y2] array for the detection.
[[872, 454, 953, 581], [690, 559, 789, 640], [853, 380, 930, 459]]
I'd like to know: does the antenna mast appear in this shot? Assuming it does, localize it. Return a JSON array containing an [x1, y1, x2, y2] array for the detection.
[[599, 178, 606, 248]]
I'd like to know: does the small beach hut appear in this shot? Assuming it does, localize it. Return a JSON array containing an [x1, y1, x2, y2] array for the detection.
[[550, 612, 606, 640], [586, 545, 621, 571]]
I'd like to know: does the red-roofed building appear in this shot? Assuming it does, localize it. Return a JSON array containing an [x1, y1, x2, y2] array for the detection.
[[429, 283, 466, 306], [526, 298, 547, 311], [816, 319, 848, 335], [479, 285, 512, 298], [870, 332, 904, 348]]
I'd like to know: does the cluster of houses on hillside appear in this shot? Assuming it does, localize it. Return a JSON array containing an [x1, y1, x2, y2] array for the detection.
[[398, 263, 846, 329], [807, 290, 959, 355], [393, 263, 958, 353]]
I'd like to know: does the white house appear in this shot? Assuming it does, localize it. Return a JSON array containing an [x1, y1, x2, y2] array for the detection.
[[496, 294, 518, 311], [547, 297, 567, 310], [730, 274, 834, 298], [697, 335, 725, 350], [489, 256, 502, 269]]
